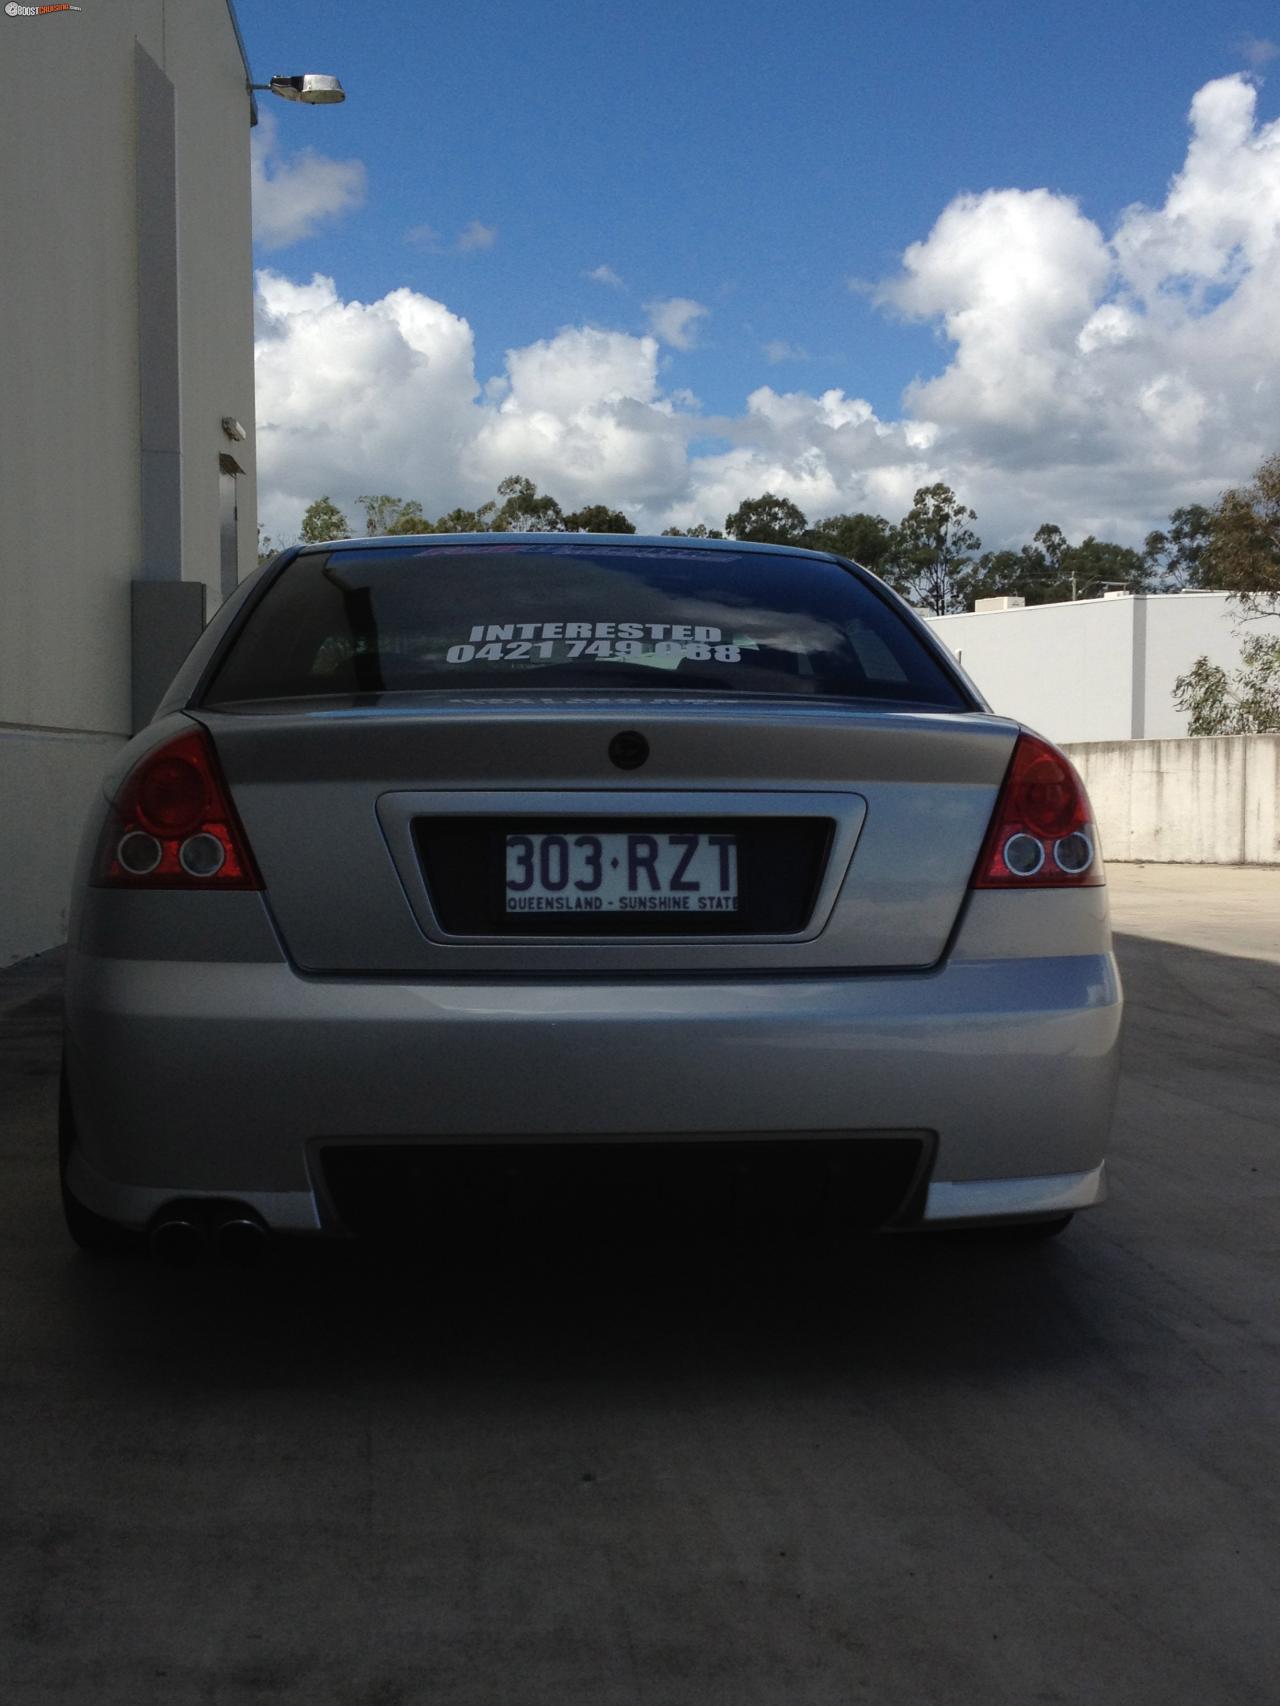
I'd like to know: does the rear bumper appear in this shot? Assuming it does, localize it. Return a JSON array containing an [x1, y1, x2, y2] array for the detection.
[[63, 950, 1122, 1233], [923, 1163, 1106, 1224]]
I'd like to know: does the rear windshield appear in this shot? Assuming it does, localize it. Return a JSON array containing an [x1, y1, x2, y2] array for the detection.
[[202, 543, 969, 709]]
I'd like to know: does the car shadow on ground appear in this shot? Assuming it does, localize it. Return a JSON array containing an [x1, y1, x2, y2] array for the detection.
[[42, 1192, 1105, 1409]]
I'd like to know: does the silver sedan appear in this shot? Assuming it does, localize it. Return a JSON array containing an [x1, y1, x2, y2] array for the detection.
[[61, 536, 1121, 1259]]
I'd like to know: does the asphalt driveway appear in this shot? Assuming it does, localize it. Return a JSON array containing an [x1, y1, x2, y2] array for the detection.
[[1, 864, 1277, 1705]]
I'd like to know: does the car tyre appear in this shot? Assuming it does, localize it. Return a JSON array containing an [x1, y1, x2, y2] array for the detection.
[[59, 1062, 137, 1256]]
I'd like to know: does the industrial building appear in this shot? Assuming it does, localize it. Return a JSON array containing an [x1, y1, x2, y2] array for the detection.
[[926, 591, 1280, 747]]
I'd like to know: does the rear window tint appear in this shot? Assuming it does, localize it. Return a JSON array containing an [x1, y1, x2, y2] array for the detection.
[[202, 544, 968, 709]]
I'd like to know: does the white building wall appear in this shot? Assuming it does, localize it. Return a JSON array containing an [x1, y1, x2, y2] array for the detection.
[[1135, 595, 1280, 741], [0, 0, 256, 964], [927, 593, 1280, 746], [927, 599, 1135, 745]]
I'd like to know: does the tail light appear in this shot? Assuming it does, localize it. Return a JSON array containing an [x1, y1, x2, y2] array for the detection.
[[92, 726, 261, 889], [972, 730, 1102, 889]]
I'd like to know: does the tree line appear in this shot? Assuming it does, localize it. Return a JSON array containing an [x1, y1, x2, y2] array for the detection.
[[274, 472, 1262, 619], [285, 477, 638, 559]]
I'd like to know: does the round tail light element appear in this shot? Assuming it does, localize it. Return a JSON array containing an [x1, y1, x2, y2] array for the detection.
[[116, 831, 163, 876], [92, 727, 261, 889], [1053, 830, 1095, 875], [972, 731, 1103, 889], [179, 832, 228, 878], [1002, 832, 1046, 877]]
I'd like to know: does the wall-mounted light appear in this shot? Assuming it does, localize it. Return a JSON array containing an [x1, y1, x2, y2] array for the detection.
[[249, 73, 346, 105], [221, 417, 247, 443]]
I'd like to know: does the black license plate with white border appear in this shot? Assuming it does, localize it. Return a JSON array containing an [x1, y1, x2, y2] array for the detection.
[[506, 829, 738, 916], [413, 817, 833, 937]]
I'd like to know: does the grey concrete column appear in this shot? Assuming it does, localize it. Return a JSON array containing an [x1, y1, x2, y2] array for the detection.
[[1129, 595, 1148, 740], [131, 581, 206, 732], [135, 41, 182, 583], [133, 43, 197, 731]]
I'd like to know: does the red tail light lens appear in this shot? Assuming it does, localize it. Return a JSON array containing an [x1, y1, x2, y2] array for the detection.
[[92, 727, 261, 889], [133, 751, 210, 836], [972, 730, 1102, 889]]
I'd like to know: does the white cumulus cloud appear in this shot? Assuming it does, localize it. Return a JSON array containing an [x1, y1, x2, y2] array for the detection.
[[880, 187, 1112, 434], [1112, 75, 1280, 299], [256, 76, 1280, 549], [871, 74, 1280, 535], [644, 297, 709, 350], [254, 270, 479, 529], [472, 327, 690, 505], [250, 112, 366, 251], [587, 264, 624, 287]]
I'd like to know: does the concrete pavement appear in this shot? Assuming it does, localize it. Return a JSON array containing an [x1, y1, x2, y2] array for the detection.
[[1, 870, 1278, 1704], [1107, 860, 1280, 958]]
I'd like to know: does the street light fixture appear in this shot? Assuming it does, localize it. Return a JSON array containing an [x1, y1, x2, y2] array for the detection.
[[250, 73, 346, 105]]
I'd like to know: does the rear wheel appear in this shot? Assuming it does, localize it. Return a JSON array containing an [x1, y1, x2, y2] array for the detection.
[[59, 1063, 137, 1256]]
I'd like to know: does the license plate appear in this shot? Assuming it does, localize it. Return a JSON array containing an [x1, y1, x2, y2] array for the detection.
[[505, 830, 738, 915]]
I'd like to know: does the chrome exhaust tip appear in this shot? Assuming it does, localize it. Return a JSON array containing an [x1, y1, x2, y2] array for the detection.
[[214, 1216, 269, 1265], [149, 1217, 208, 1266]]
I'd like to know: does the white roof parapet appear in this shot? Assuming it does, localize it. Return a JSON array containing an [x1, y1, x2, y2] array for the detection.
[[973, 596, 1027, 613]]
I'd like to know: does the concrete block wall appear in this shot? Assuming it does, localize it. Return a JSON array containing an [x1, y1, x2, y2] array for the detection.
[[1066, 736, 1280, 866]]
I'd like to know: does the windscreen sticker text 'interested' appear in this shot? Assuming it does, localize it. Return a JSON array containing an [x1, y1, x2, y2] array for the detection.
[[446, 621, 743, 665]]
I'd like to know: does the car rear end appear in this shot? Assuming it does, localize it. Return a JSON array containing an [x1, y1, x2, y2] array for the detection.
[[62, 537, 1121, 1252]]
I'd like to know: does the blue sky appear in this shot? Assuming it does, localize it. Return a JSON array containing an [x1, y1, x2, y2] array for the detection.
[[240, 0, 1280, 545]]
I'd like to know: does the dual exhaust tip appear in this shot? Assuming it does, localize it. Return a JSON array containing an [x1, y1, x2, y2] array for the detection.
[[149, 1206, 268, 1266]]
